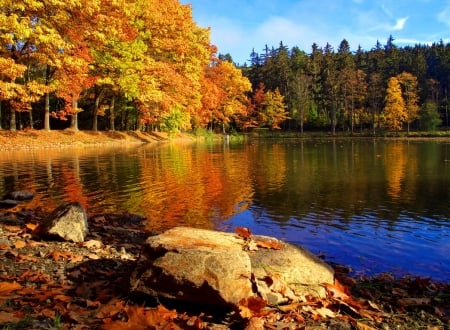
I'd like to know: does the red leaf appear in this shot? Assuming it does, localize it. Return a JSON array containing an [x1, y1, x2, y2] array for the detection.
[[236, 227, 252, 239]]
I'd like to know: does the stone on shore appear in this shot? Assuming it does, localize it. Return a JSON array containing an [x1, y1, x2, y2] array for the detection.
[[39, 202, 88, 243], [131, 227, 334, 308], [7, 190, 34, 201]]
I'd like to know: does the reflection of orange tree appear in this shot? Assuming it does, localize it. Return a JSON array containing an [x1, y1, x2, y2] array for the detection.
[[252, 144, 286, 197], [60, 163, 89, 210], [385, 143, 407, 199], [138, 145, 253, 231]]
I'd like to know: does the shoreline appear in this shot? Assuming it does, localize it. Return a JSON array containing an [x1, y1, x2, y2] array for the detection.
[[0, 129, 197, 151]]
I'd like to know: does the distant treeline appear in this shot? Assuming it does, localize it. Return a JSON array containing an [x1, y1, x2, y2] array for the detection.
[[239, 36, 450, 134]]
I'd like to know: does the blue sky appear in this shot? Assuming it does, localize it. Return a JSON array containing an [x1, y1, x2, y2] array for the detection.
[[180, 0, 450, 65]]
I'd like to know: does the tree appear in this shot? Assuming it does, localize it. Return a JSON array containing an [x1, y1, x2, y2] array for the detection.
[[200, 60, 251, 133], [0, 0, 68, 130], [260, 88, 289, 129], [419, 101, 441, 131], [397, 71, 420, 133], [383, 76, 406, 130], [133, 0, 211, 131]]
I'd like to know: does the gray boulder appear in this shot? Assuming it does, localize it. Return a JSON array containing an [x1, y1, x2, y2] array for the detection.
[[7, 190, 34, 201], [131, 227, 334, 308], [39, 202, 88, 243]]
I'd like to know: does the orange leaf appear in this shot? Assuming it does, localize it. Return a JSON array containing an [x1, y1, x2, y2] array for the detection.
[[157, 304, 178, 320], [0, 244, 11, 250], [54, 294, 73, 303], [238, 297, 267, 318], [0, 281, 23, 294], [254, 238, 283, 250], [0, 311, 22, 323], [2, 225, 21, 232], [236, 227, 252, 239], [324, 280, 351, 300], [14, 240, 27, 249], [25, 223, 39, 231], [95, 298, 125, 319]]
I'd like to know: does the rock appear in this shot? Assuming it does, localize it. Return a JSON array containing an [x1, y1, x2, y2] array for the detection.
[[0, 199, 19, 209], [7, 191, 34, 201], [39, 202, 88, 243], [131, 227, 334, 308]]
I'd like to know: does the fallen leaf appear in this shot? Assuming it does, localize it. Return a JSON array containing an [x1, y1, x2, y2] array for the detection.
[[0, 310, 22, 323], [398, 297, 431, 306], [87, 253, 100, 260], [25, 223, 39, 231], [82, 239, 103, 249], [254, 238, 283, 250], [0, 281, 23, 294], [14, 240, 27, 249], [303, 305, 336, 319], [324, 280, 351, 300], [0, 244, 11, 250], [239, 297, 267, 318], [54, 294, 73, 303], [2, 225, 21, 232], [236, 227, 252, 239], [356, 321, 379, 330], [245, 317, 265, 330], [157, 304, 178, 320], [95, 298, 125, 319]]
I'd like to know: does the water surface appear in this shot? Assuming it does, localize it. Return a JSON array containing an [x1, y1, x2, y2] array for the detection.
[[0, 139, 449, 281]]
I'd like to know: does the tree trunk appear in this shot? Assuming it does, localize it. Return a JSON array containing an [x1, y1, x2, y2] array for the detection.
[[70, 100, 79, 131], [44, 92, 50, 130], [10, 109, 16, 131], [44, 65, 52, 131], [28, 108, 33, 129], [109, 96, 115, 131], [92, 99, 98, 132]]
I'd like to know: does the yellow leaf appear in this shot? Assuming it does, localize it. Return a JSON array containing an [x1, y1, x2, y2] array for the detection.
[[14, 240, 27, 249]]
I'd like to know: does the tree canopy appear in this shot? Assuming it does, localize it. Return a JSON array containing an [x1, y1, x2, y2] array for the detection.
[[1, 1, 450, 135]]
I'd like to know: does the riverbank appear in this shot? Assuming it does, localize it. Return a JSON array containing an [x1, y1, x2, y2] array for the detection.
[[0, 207, 448, 329], [0, 129, 197, 151]]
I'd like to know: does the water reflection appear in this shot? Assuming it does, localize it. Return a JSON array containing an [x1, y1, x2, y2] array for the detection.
[[0, 139, 449, 280]]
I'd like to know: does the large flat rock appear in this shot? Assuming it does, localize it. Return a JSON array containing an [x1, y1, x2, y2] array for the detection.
[[131, 227, 334, 307]]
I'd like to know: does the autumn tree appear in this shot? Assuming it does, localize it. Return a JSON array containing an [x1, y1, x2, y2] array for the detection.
[[260, 88, 289, 130], [200, 59, 251, 133], [383, 76, 406, 130], [397, 71, 420, 133], [0, 0, 68, 130], [132, 0, 211, 131], [245, 82, 266, 130]]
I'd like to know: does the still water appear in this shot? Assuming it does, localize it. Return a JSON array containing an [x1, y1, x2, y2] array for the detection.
[[0, 139, 449, 281]]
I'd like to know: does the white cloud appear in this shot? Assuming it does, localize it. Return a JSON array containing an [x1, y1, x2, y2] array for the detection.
[[392, 17, 408, 30]]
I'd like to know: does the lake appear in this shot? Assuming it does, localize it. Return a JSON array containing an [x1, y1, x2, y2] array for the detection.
[[1, 138, 449, 281]]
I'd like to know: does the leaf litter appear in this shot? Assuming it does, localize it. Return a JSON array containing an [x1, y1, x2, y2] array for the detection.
[[0, 211, 448, 329]]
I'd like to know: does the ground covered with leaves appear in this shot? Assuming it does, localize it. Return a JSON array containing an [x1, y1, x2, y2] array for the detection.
[[0, 207, 448, 330], [0, 129, 189, 151]]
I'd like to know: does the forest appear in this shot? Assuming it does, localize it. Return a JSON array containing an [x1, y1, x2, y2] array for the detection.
[[1, 0, 449, 135], [242, 37, 450, 135]]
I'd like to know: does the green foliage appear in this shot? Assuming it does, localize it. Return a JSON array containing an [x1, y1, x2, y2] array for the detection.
[[160, 105, 191, 136], [420, 101, 442, 131]]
